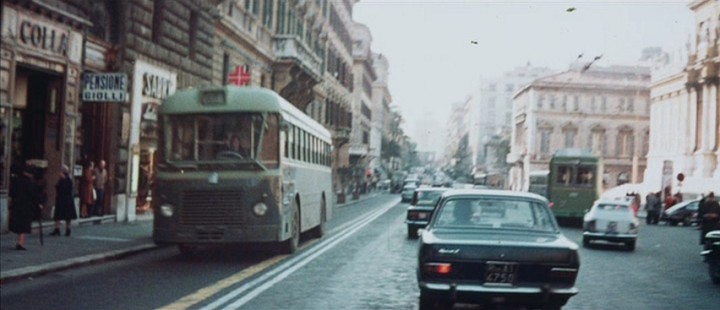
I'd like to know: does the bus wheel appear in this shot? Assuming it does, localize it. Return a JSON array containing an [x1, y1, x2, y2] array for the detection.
[[281, 207, 300, 254], [310, 199, 326, 239]]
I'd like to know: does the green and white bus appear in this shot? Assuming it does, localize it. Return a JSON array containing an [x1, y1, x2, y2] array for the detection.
[[547, 149, 603, 224], [152, 86, 332, 254]]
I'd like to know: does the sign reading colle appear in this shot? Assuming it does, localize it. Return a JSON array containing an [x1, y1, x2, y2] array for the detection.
[[82, 73, 128, 102]]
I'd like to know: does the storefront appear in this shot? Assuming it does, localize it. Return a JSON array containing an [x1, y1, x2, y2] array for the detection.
[[115, 60, 176, 223], [0, 4, 85, 232]]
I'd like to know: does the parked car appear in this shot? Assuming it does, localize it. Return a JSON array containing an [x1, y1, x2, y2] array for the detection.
[[401, 184, 418, 203], [406, 187, 448, 238], [417, 189, 579, 310], [661, 199, 700, 226], [583, 198, 639, 251]]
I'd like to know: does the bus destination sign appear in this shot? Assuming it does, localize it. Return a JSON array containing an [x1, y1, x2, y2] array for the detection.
[[82, 73, 128, 102]]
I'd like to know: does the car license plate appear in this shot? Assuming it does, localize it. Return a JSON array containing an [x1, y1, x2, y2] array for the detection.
[[484, 261, 517, 285], [606, 221, 618, 233]]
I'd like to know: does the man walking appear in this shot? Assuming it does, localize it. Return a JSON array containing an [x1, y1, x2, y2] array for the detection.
[[645, 192, 659, 225], [699, 192, 720, 248]]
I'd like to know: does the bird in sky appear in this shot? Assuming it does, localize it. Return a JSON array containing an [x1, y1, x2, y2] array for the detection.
[[470, 40, 478, 45], [566, 7, 576, 12], [577, 53, 584, 60]]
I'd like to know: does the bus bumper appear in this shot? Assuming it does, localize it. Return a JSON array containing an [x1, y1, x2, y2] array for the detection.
[[153, 225, 281, 244]]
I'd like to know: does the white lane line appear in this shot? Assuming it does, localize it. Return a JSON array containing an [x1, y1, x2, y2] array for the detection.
[[200, 199, 398, 310], [74, 236, 131, 242]]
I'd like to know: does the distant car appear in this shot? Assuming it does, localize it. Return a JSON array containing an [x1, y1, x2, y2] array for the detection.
[[472, 185, 489, 189], [403, 178, 421, 188], [405, 187, 448, 238], [401, 184, 418, 203], [583, 198, 639, 251], [417, 189, 579, 310], [661, 199, 700, 226]]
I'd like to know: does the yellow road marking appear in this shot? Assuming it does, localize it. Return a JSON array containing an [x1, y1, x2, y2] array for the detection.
[[158, 239, 320, 310]]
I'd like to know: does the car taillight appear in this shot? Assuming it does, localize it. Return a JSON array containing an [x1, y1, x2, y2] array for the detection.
[[423, 263, 452, 275], [548, 202, 555, 208], [408, 211, 418, 220], [550, 267, 578, 281]]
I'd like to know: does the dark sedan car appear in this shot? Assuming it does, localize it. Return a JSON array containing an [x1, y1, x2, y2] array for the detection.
[[661, 199, 700, 226], [417, 190, 580, 310], [406, 187, 448, 238]]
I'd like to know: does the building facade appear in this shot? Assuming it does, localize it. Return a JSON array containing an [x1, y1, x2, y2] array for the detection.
[[371, 53, 392, 178], [471, 65, 554, 175], [349, 22, 376, 190], [508, 64, 651, 192], [645, 0, 720, 196]]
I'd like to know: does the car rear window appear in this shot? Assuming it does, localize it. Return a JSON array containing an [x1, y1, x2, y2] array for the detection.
[[596, 204, 630, 211], [416, 191, 443, 205], [433, 197, 556, 232]]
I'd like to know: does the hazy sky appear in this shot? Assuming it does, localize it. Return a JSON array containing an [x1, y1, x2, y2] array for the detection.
[[353, 0, 694, 144]]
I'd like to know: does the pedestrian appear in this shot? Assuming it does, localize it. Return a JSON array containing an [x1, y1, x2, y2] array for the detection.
[[92, 159, 108, 217], [645, 192, 659, 225], [79, 160, 95, 218], [50, 165, 77, 237], [9, 165, 43, 250], [653, 191, 662, 224], [699, 192, 720, 248], [664, 192, 677, 211]]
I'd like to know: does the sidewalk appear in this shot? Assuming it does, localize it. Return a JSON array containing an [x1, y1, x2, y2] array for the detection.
[[0, 192, 382, 284]]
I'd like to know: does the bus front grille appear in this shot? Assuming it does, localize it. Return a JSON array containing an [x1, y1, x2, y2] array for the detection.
[[179, 190, 245, 226]]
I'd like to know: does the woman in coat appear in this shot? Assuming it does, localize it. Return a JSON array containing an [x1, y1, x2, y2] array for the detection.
[[51, 165, 77, 236], [79, 160, 95, 218], [9, 166, 42, 250]]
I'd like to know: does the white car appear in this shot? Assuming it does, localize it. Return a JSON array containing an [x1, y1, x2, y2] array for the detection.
[[582, 198, 639, 251]]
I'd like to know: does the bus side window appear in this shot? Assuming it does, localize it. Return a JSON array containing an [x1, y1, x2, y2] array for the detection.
[[556, 166, 572, 185]]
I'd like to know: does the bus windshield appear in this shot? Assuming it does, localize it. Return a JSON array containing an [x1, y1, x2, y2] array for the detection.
[[162, 113, 279, 169]]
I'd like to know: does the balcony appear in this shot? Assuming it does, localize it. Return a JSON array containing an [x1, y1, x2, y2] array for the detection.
[[348, 144, 369, 156], [222, 3, 273, 54], [273, 35, 324, 110], [330, 125, 352, 148]]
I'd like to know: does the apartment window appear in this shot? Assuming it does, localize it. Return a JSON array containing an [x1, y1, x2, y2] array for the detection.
[[573, 96, 579, 111], [619, 98, 626, 112], [363, 131, 369, 144], [537, 95, 545, 109], [561, 95, 567, 111], [505, 84, 514, 92], [645, 99, 651, 114], [627, 98, 635, 112], [263, 0, 274, 27], [642, 128, 650, 156], [601, 96, 607, 112], [563, 126, 577, 148], [277, 0, 287, 33], [152, 0, 165, 43], [617, 128, 634, 157], [539, 128, 552, 155], [590, 128, 606, 156], [222, 53, 230, 85], [549, 95, 556, 109], [590, 96, 596, 111], [188, 11, 198, 59]]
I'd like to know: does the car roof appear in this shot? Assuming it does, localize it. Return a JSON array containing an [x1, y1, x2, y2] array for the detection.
[[440, 189, 549, 202], [415, 187, 448, 192], [667, 199, 700, 212]]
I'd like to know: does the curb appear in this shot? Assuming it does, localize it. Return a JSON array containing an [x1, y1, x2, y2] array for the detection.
[[0, 243, 161, 285]]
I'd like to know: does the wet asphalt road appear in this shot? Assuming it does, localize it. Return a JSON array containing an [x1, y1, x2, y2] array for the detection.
[[1, 193, 719, 310]]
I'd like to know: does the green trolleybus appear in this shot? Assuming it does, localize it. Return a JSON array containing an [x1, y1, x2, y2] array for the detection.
[[547, 149, 603, 224], [152, 86, 332, 254]]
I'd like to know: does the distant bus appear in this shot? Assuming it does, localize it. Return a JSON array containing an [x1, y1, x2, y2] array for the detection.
[[528, 170, 549, 198], [153, 86, 332, 254], [547, 149, 603, 223]]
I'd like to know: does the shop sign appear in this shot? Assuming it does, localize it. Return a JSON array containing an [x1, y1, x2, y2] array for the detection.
[[1, 8, 82, 64], [82, 73, 128, 102]]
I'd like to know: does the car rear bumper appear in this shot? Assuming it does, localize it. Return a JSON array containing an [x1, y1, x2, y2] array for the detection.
[[583, 231, 637, 242], [405, 220, 429, 226], [419, 282, 577, 305]]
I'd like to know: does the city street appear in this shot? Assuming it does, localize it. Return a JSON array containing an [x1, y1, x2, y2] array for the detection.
[[1, 194, 718, 310]]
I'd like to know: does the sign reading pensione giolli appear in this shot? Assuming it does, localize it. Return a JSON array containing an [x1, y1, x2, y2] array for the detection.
[[81, 73, 128, 102]]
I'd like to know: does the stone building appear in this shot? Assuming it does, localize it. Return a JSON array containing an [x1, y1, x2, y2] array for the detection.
[[349, 22, 377, 189], [372, 53, 392, 177], [0, 0, 217, 230], [507, 64, 651, 192], [470, 65, 553, 174], [645, 0, 720, 196]]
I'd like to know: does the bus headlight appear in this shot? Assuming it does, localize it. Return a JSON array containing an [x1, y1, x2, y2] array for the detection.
[[253, 202, 268, 217], [160, 204, 174, 217]]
